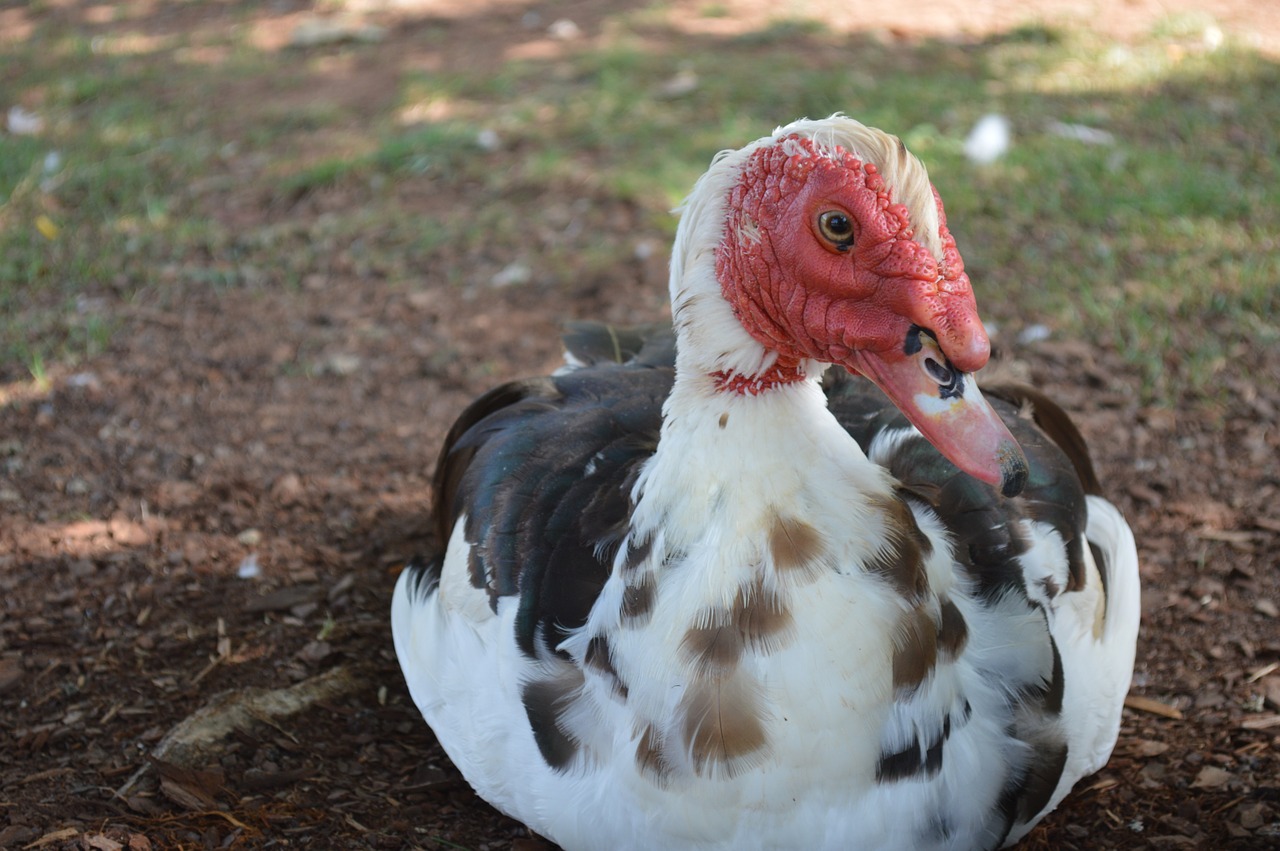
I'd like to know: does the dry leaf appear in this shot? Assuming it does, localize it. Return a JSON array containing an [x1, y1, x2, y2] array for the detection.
[[1191, 765, 1233, 789], [86, 835, 124, 851], [151, 757, 225, 810], [1133, 739, 1171, 757], [1124, 694, 1184, 719], [22, 828, 79, 849]]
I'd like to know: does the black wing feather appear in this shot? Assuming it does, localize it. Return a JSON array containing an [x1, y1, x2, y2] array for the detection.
[[432, 345, 669, 659]]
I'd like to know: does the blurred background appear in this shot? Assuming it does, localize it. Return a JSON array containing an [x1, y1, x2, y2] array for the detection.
[[1, 2, 1277, 848]]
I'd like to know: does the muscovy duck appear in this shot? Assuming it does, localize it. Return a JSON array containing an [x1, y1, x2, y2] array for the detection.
[[391, 116, 1140, 850]]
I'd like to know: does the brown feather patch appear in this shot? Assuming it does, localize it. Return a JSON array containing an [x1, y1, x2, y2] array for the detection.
[[892, 604, 939, 695], [733, 575, 795, 653], [679, 673, 769, 777], [767, 513, 827, 578], [635, 723, 674, 784], [894, 491, 935, 559], [683, 576, 795, 674], [681, 624, 744, 677], [621, 533, 653, 575], [521, 666, 585, 771], [584, 634, 628, 700], [621, 572, 655, 626], [865, 497, 930, 603], [937, 598, 968, 660]]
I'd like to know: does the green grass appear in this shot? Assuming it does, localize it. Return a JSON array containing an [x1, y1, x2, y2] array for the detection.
[[1, 3, 1277, 404]]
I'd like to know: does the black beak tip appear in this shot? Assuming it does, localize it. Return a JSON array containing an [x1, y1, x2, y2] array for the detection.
[[1000, 450, 1029, 498]]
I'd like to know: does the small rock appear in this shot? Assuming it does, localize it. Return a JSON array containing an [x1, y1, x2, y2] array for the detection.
[[65, 476, 91, 495], [476, 128, 501, 152], [318, 352, 363, 376], [66, 371, 101, 391], [657, 69, 699, 99], [491, 262, 532, 288], [297, 640, 332, 665], [547, 19, 582, 40], [1254, 599, 1279, 618], [237, 528, 263, 547], [271, 473, 304, 506]]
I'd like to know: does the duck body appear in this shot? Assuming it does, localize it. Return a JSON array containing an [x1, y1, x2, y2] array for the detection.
[[392, 117, 1139, 850]]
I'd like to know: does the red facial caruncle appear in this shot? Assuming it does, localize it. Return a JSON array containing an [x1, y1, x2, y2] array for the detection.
[[714, 131, 1027, 497], [715, 134, 989, 376]]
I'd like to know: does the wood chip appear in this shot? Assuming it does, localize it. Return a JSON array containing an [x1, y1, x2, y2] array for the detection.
[[1245, 661, 1279, 683], [1191, 765, 1233, 789], [0, 655, 23, 692], [23, 828, 79, 850], [152, 665, 362, 766], [1252, 516, 1280, 533], [1241, 714, 1280, 730], [152, 757, 224, 810], [20, 767, 73, 785], [1196, 529, 1259, 547], [1132, 739, 1171, 757], [244, 584, 321, 613], [1127, 483, 1164, 505], [1083, 776, 1120, 792], [1125, 694, 1184, 719]]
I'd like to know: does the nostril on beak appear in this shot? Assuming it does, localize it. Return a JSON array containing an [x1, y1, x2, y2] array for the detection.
[[923, 356, 953, 385]]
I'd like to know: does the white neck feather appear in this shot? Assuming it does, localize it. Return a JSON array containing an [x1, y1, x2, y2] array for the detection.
[[632, 115, 928, 557]]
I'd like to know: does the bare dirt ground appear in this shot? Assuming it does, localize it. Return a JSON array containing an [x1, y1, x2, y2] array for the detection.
[[2, 1, 1279, 849]]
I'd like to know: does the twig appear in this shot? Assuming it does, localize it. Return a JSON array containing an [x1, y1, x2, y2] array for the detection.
[[1124, 694, 1184, 720]]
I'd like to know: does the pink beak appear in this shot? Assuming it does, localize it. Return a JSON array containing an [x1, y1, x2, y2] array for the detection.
[[853, 327, 1028, 497]]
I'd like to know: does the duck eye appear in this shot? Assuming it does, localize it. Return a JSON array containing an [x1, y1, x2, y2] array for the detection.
[[818, 210, 854, 249]]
